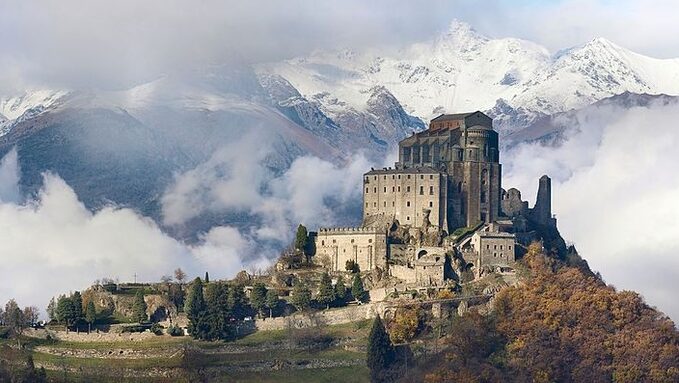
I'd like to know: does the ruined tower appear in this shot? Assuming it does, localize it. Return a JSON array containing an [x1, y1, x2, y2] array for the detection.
[[532, 175, 556, 227]]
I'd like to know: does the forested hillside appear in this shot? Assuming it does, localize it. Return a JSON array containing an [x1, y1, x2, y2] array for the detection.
[[409, 248, 679, 383]]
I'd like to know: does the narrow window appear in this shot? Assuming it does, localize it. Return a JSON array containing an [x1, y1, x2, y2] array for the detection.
[[392, 187, 395, 192], [384, 187, 387, 193], [430, 175, 433, 180], [429, 201, 433, 208], [392, 201, 395, 207], [407, 216, 410, 221], [374, 187, 377, 193], [420, 175, 424, 180], [407, 201, 411, 207], [321, 240, 324, 246], [419, 186, 424, 195], [407, 186, 411, 192], [429, 186, 434, 195], [383, 201, 386, 207], [366, 188, 369, 193], [407, 175, 411, 179]]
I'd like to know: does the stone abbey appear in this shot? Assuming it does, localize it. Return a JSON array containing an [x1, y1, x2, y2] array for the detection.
[[313, 111, 555, 286]]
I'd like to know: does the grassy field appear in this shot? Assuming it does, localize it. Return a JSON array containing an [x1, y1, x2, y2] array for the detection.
[[2, 320, 373, 382]]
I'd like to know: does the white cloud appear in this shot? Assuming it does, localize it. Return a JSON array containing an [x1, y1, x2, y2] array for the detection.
[[162, 130, 374, 244], [504, 100, 679, 322], [2, 0, 679, 91], [0, 151, 262, 315]]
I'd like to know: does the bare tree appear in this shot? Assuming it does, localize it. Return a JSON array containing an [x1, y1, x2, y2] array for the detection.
[[23, 306, 39, 326], [174, 268, 187, 284], [160, 275, 173, 284], [4, 299, 26, 347]]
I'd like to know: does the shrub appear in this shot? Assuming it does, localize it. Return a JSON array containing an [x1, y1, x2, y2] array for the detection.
[[167, 325, 184, 336]]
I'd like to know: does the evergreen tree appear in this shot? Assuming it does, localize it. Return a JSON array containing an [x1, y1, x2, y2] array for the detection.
[[56, 296, 76, 327], [185, 277, 207, 338], [71, 291, 83, 323], [227, 284, 248, 320], [291, 279, 312, 312], [352, 274, 367, 303], [132, 291, 148, 323], [317, 272, 335, 309], [46, 297, 57, 322], [204, 272, 209, 283], [367, 315, 396, 383], [85, 301, 96, 333], [250, 282, 268, 318], [334, 275, 347, 305], [204, 282, 232, 340], [295, 224, 311, 263], [265, 290, 279, 318]]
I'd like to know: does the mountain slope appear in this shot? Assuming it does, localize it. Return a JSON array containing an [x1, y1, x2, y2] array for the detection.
[[259, 20, 679, 134]]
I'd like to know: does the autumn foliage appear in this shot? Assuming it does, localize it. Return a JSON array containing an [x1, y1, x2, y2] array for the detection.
[[422, 251, 679, 383]]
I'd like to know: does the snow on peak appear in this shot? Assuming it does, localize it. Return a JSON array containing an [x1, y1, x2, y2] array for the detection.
[[0, 89, 69, 121]]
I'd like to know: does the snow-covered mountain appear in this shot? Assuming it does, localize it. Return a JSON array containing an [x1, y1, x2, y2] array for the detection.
[[3, 20, 679, 241], [258, 20, 679, 134]]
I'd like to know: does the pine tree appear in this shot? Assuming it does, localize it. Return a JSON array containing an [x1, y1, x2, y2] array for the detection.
[[228, 284, 248, 320], [85, 301, 96, 333], [367, 315, 396, 383], [132, 291, 148, 323], [204, 282, 231, 340], [317, 273, 335, 309], [185, 277, 207, 338], [46, 297, 57, 322], [291, 279, 312, 312], [265, 290, 279, 318], [71, 291, 83, 323], [56, 296, 76, 327], [334, 275, 347, 305], [352, 274, 367, 303], [204, 272, 209, 283], [295, 224, 311, 263], [250, 282, 268, 318]]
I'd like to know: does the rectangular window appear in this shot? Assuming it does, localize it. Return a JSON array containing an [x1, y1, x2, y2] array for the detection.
[[374, 187, 377, 193], [430, 175, 433, 180], [429, 186, 434, 195], [398, 186, 401, 192], [392, 187, 395, 192], [407, 216, 410, 221], [407, 201, 411, 207], [383, 201, 386, 207], [366, 188, 369, 193], [429, 201, 433, 208], [420, 175, 424, 180], [419, 186, 424, 195], [406, 186, 411, 192], [392, 201, 395, 207], [384, 187, 387, 193], [374, 202, 377, 207]]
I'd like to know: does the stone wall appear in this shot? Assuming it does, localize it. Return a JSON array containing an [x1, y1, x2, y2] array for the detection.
[[314, 227, 387, 272], [254, 303, 384, 331], [363, 168, 447, 229]]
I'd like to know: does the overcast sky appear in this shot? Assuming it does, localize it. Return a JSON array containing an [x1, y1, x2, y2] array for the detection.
[[2, 0, 679, 91]]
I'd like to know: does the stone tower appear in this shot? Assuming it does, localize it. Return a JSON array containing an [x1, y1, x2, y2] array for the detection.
[[532, 175, 556, 227], [363, 111, 502, 232]]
